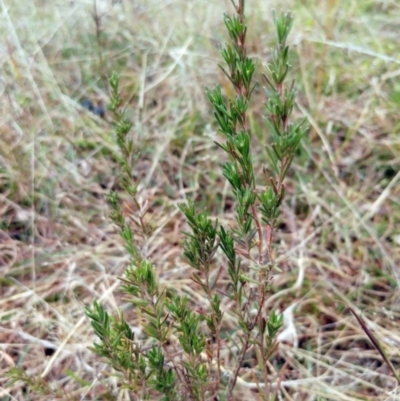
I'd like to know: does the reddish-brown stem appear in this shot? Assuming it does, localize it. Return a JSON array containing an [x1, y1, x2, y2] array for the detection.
[[203, 269, 222, 393], [226, 332, 251, 400], [251, 203, 264, 264], [256, 282, 270, 400], [266, 225, 274, 263]]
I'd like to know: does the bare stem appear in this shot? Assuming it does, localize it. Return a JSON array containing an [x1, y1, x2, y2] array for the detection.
[[226, 332, 251, 400]]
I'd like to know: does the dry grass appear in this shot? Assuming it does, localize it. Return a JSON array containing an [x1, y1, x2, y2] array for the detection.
[[1, 0, 400, 400]]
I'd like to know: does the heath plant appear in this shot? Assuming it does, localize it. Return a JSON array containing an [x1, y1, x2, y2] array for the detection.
[[84, 1, 307, 400], [8, 1, 307, 400]]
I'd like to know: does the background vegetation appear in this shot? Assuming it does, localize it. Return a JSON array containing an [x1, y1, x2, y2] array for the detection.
[[1, 0, 399, 400]]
